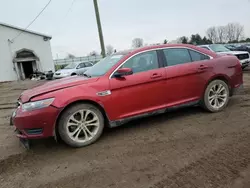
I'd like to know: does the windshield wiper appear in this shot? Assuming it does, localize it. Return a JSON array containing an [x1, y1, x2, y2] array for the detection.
[[83, 73, 91, 78]]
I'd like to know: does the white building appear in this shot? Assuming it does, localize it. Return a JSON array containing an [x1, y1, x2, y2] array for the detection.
[[0, 22, 54, 82]]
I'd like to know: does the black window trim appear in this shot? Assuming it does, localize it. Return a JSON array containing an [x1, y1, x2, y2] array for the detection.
[[109, 47, 213, 78], [161, 47, 212, 67]]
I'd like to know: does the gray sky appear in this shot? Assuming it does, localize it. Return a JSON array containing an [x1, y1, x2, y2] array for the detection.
[[1, 0, 250, 58]]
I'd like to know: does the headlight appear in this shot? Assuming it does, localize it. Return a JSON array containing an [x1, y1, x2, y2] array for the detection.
[[22, 98, 55, 112]]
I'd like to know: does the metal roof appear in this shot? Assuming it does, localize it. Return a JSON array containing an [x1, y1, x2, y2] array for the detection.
[[0, 22, 52, 39]]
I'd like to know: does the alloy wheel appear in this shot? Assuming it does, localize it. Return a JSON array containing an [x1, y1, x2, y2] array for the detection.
[[66, 109, 100, 143], [208, 83, 228, 109]]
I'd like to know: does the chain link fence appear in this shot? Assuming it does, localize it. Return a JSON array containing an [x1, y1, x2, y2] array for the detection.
[[53, 55, 103, 70]]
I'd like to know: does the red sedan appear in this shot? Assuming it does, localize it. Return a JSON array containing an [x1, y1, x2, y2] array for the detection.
[[11, 44, 243, 148]]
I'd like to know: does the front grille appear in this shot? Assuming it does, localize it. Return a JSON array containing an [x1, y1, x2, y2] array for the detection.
[[55, 73, 61, 75], [236, 53, 249, 60]]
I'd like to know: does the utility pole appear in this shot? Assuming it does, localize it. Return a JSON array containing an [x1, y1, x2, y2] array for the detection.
[[93, 0, 106, 58]]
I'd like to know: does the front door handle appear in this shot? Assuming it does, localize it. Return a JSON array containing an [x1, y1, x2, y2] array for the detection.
[[150, 73, 162, 79]]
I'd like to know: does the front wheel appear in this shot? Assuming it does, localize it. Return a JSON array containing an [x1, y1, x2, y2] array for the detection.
[[58, 103, 104, 148], [202, 79, 230, 112]]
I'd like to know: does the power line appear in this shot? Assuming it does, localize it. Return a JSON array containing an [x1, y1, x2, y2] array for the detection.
[[11, 0, 52, 42], [51, 0, 76, 36], [64, 0, 76, 20]]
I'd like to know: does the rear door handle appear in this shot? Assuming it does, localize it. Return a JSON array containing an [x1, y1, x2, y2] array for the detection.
[[197, 65, 209, 71], [150, 73, 162, 79]]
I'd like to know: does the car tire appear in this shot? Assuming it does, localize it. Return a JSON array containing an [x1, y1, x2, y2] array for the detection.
[[71, 73, 76, 76], [202, 79, 230, 112], [242, 66, 248, 70], [58, 103, 104, 148]]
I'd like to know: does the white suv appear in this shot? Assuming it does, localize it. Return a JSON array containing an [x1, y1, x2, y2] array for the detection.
[[198, 44, 250, 69]]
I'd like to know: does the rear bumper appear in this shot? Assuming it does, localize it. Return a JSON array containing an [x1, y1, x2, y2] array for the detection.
[[232, 84, 244, 95], [240, 59, 250, 67]]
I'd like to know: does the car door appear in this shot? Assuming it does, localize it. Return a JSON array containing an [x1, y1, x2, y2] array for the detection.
[[76, 63, 86, 74], [162, 48, 212, 107], [108, 50, 166, 120], [84, 62, 93, 72]]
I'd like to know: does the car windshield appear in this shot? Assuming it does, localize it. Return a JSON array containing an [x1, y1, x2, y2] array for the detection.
[[84, 55, 124, 77], [209, 44, 231, 52], [64, 62, 78, 69]]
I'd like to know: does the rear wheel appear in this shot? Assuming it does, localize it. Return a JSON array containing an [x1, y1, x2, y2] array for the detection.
[[58, 103, 104, 148], [71, 73, 77, 76], [242, 66, 248, 70], [202, 79, 230, 112]]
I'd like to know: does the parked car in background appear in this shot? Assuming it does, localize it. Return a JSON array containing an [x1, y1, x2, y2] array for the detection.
[[232, 44, 250, 54], [11, 44, 243, 148], [53, 61, 93, 79], [198, 44, 250, 69], [224, 44, 238, 51]]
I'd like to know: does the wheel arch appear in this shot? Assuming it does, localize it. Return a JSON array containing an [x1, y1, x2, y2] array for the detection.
[[204, 74, 232, 96], [54, 99, 110, 141]]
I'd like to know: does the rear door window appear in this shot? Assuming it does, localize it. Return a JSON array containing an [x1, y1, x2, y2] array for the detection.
[[77, 63, 85, 69], [163, 48, 192, 67], [85, 62, 92, 67], [189, 50, 210, 61]]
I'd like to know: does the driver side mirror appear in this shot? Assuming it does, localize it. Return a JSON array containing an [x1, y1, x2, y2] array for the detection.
[[114, 68, 133, 78]]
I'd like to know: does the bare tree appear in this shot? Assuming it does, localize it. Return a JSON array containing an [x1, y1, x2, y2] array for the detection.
[[106, 45, 114, 56], [174, 37, 184, 44], [225, 23, 236, 42], [217, 26, 227, 43], [225, 22, 244, 42], [132, 38, 144, 48], [206, 26, 218, 43], [235, 23, 244, 41]]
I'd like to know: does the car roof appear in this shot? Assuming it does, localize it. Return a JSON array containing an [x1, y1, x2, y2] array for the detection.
[[115, 44, 216, 58]]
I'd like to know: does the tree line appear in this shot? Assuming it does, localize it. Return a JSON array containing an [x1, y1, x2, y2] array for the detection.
[[132, 22, 250, 47], [206, 22, 249, 44], [66, 22, 250, 58]]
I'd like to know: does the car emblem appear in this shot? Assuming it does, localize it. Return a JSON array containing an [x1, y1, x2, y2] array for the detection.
[[96, 90, 111, 96]]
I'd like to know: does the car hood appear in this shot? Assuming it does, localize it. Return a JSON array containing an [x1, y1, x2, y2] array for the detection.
[[217, 51, 249, 55], [20, 76, 99, 103], [55, 69, 75, 74]]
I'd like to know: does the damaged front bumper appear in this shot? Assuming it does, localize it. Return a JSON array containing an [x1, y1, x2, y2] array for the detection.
[[10, 109, 30, 149], [10, 105, 60, 149]]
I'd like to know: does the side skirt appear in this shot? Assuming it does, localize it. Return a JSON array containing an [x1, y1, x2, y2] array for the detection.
[[109, 100, 199, 128]]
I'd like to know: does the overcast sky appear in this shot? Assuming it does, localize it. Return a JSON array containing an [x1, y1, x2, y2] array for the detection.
[[1, 0, 250, 58]]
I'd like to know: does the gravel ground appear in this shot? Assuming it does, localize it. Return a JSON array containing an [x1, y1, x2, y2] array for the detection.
[[1, 72, 250, 188]]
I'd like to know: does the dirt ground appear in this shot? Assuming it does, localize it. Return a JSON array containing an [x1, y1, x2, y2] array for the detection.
[[1, 72, 250, 188]]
